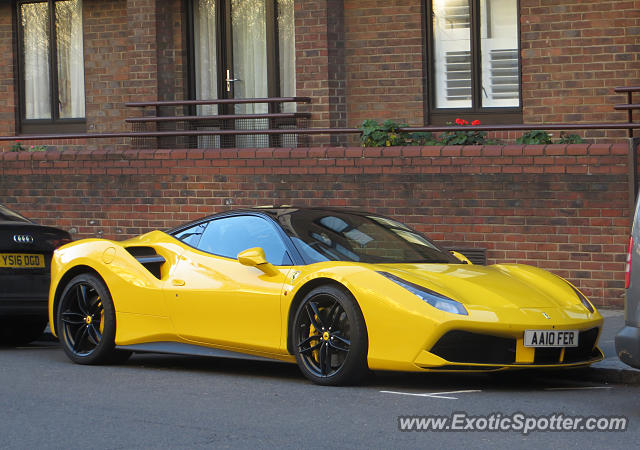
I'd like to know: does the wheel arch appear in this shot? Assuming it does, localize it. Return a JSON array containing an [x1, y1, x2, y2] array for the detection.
[[50, 265, 108, 336], [286, 277, 364, 355]]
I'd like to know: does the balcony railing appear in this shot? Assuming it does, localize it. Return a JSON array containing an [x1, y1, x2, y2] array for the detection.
[[0, 88, 638, 147]]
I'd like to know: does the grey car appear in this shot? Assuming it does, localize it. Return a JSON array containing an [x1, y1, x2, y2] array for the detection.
[[615, 196, 640, 368]]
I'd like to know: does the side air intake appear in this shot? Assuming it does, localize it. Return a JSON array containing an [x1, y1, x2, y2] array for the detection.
[[124, 246, 166, 279]]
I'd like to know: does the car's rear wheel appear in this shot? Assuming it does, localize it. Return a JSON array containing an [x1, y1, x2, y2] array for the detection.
[[292, 285, 368, 386], [57, 273, 121, 365], [0, 316, 48, 346]]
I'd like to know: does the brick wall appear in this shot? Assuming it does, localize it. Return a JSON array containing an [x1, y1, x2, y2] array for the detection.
[[344, 0, 425, 127], [156, 0, 186, 102], [84, 0, 129, 136], [0, 2, 17, 137], [0, 143, 631, 307], [520, 0, 640, 140]]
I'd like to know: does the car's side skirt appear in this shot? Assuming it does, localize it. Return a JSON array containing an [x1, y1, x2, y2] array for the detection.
[[116, 341, 292, 364]]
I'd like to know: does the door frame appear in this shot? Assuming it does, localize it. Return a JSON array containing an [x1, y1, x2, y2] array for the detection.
[[186, 0, 281, 114]]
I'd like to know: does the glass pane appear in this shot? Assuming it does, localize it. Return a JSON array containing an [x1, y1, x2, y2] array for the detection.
[[278, 0, 296, 113], [194, 0, 218, 116], [21, 2, 51, 119], [480, 0, 519, 107], [232, 0, 268, 147], [197, 216, 291, 265], [279, 210, 458, 264], [56, 0, 85, 118], [432, 0, 472, 108], [231, 0, 267, 112]]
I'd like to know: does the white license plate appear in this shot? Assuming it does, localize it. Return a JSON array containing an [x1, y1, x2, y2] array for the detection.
[[524, 330, 579, 348]]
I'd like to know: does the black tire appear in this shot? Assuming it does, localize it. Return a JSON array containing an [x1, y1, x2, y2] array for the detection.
[[0, 316, 48, 346], [292, 285, 368, 386], [56, 273, 119, 365]]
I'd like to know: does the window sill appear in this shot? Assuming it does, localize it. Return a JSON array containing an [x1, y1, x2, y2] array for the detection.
[[20, 121, 86, 135]]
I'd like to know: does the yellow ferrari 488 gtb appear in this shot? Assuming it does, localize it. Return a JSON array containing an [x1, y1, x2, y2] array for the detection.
[[48, 208, 603, 385]]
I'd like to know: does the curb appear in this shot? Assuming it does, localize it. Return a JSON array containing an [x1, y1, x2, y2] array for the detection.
[[586, 367, 640, 385], [544, 366, 640, 386]]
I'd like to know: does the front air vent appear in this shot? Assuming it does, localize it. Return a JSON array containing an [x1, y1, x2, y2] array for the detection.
[[124, 246, 165, 279], [430, 330, 516, 364]]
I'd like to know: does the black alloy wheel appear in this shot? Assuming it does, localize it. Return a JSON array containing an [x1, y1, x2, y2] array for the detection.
[[57, 273, 129, 364], [292, 285, 368, 386]]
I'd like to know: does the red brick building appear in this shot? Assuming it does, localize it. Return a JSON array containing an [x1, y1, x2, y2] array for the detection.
[[0, 0, 638, 144]]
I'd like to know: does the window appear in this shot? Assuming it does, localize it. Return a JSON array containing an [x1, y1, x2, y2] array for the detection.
[[278, 210, 459, 265], [173, 223, 207, 247], [17, 0, 85, 133], [428, 0, 520, 120], [196, 215, 292, 265], [189, 0, 296, 147]]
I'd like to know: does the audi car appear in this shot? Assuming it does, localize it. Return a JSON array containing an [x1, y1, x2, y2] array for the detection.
[[48, 207, 602, 385], [1, 204, 71, 345]]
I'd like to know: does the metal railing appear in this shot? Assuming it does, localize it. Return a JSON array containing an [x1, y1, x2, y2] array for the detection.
[[124, 97, 311, 149], [0, 88, 638, 145]]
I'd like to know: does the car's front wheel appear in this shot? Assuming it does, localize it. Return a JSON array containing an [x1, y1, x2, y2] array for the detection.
[[57, 273, 124, 365], [292, 285, 368, 386]]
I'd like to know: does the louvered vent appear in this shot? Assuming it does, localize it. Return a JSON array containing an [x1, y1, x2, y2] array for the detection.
[[443, 0, 470, 29], [446, 247, 487, 265], [489, 49, 519, 100], [445, 51, 472, 102]]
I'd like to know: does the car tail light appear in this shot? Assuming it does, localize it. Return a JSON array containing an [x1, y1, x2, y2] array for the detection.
[[625, 236, 633, 289]]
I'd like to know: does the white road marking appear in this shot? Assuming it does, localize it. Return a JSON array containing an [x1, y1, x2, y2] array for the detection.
[[380, 389, 481, 399], [544, 386, 612, 391]]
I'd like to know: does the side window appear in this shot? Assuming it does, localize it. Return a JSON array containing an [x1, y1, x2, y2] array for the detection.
[[173, 223, 207, 247], [197, 215, 292, 266]]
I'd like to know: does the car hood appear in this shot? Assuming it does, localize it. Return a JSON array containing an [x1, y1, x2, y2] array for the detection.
[[375, 263, 588, 311]]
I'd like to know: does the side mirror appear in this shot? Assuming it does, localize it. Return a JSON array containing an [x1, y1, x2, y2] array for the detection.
[[450, 250, 473, 265], [237, 247, 280, 276]]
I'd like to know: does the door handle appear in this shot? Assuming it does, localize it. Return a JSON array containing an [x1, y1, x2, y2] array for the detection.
[[225, 69, 240, 92], [172, 279, 185, 286]]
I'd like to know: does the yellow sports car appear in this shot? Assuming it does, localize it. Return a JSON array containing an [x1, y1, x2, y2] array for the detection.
[[48, 207, 603, 385]]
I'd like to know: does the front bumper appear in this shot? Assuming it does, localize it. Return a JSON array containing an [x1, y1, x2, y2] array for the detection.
[[615, 325, 640, 369], [412, 326, 603, 371]]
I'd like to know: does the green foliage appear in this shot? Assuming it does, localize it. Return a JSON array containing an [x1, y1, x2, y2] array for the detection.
[[439, 129, 487, 145], [360, 120, 437, 147], [515, 130, 553, 145], [557, 132, 584, 144], [9, 142, 26, 152], [27, 145, 48, 152], [7, 142, 48, 152], [360, 120, 585, 147]]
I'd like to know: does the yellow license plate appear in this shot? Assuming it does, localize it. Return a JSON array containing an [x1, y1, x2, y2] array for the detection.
[[0, 253, 45, 269]]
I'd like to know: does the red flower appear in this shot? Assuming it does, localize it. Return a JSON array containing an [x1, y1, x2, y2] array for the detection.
[[472, 120, 481, 126], [455, 118, 464, 125]]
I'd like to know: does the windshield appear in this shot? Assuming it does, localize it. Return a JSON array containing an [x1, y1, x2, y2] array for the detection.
[[276, 210, 459, 264], [0, 204, 31, 223]]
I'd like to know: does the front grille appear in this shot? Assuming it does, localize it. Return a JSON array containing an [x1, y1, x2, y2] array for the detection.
[[430, 330, 516, 364], [564, 328, 600, 363], [534, 348, 562, 364]]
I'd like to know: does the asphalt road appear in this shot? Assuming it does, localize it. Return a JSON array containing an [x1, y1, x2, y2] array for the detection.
[[1, 339, 638, 450]]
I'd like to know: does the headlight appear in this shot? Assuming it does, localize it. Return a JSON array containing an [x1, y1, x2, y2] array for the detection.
[[570, 285, 595, 313], [377, 271, 468, 315]]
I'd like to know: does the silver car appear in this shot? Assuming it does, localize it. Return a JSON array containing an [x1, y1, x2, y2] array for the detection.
[[615, 196, 640, 368]]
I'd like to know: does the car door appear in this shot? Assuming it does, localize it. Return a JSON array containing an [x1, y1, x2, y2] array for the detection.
[[165, 214, 292, 353]]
